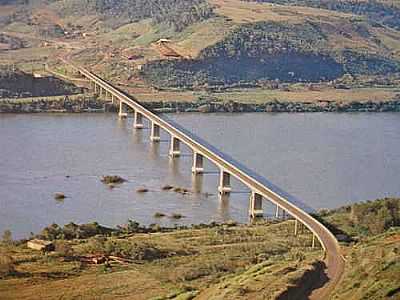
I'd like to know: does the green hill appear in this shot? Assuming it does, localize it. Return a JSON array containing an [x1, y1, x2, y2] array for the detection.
[[243, 0, 400, 30], [1, 0, 400, 93]]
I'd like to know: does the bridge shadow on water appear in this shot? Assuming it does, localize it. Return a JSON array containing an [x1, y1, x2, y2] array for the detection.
[[162, 115, 316, 214]]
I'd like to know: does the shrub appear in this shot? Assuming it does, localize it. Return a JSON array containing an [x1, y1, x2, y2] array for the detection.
[[2, 230, 12, 245], [55, 240, 74, 257], [350, 198, 400, 235], [0, 251, 15, 278], [38, 222, 116, 240]]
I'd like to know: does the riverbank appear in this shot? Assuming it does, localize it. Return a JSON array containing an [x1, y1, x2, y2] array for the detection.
[[1, 96, 400, 113], [145, 99, 400, 113], [0, 219, 326, 300], [0, 198, 399, 299], [0, 94, 113, 113]]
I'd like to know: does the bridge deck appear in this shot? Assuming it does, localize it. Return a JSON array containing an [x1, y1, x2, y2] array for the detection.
[[68, 62, 344, 299]]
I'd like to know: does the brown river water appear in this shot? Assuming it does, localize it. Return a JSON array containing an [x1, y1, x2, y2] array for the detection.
[[1, 112, 399, 238]]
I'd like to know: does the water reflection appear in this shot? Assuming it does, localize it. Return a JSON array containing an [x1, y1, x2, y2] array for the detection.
[[1, 112, 399, 239], [218, 193, 231, 220], [149, 142, 160, 160], [191, 173, 203, 193], [168, 156, 182, 177]]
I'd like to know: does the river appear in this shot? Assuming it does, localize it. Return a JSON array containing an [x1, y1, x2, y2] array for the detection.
[[1, 112, 399, 239]]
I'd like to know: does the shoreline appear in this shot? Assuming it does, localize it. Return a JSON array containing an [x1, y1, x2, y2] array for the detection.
[[1, 96, 400, 113]]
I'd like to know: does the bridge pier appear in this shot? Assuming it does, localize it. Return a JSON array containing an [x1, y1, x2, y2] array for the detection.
[[294, 219, 298, 236], [192, 152, 204, 174], [94, 83, 98, 94], [150, 122, 160, 142], [249, 191, 263, 218], [64, 65, 344, 290], [169, 136, 181, 157], [111, 94, 115, 105], [134, 111, 144, 129], [218, 170, 231, 194], [275, 204, 281, 218], [118, 101, 128, 118]]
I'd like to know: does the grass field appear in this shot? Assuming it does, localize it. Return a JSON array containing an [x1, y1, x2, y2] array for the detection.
[[0, 221, 322, 300], [1, 198, 399, 299], [211, 87, 400, 104], [131, 87, 400, 104]]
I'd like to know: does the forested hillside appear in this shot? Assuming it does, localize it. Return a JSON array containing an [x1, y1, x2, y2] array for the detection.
[[1, 0, 400, 91], [51, 0, 213, 31], [142, 20, 400, 87], [0, 67, 81, 97], [243, 0, 400, 30]]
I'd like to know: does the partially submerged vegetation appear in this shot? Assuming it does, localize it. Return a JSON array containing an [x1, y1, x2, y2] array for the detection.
[[101, 175, 126, 185], [54, 192, 66, 200]]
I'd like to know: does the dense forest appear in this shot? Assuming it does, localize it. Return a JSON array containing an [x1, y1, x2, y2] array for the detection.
[[243, 0, 400, 30], [142, 21, 400, 87]]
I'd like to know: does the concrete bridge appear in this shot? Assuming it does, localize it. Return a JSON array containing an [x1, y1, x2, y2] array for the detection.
[[68, 62, 344, 299]]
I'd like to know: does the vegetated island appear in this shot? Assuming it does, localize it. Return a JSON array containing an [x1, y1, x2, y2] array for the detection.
[[0, 197, 399, 299]]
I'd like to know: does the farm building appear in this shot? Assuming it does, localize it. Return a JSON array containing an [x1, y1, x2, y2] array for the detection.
[[27, 239, 55, 252]]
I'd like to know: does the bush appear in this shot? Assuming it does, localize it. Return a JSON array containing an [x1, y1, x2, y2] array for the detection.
[[0, 251, 15, 278], [82, 239, 170, 261], [2, 230, 13, 245], [55, 240, 75, 257], [350, 198, 400, 235], [39, 222, 116, 240]]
